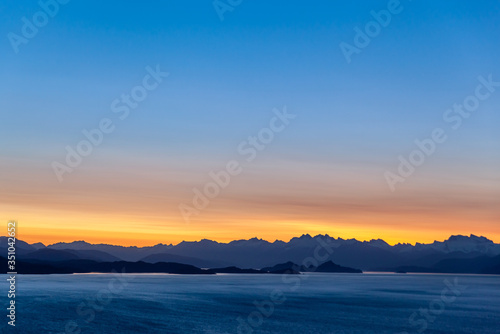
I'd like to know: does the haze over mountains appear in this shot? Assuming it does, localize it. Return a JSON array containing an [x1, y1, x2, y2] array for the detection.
[[2, 234, 500, 274]]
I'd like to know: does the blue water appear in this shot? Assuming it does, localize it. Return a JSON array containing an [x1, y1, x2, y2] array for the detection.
[[1, 273, 499, 333]]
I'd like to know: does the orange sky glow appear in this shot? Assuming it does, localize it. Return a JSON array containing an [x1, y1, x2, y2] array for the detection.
[[2, 155, 498, 247]]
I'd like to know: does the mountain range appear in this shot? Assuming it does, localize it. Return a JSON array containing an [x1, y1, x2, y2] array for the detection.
[[2, 234, 500, 274]]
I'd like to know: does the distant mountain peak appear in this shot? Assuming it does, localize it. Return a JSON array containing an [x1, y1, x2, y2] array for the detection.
[[421, 234, 498, 255], [289, 234, 313, 243], [31, 242, 46, 249], [52, 240, 91, 246], [4, 233, 500, 271], [366, 239, 390, 248], [73, 240, 89, 244], [199, 239, 218, 244], [446, 234, 491, 242], [248, 237, 265, 242]]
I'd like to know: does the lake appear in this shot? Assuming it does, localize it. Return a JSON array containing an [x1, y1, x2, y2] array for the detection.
[[1, 273, 499, 333]]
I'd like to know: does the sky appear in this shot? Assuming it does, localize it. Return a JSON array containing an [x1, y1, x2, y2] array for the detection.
[[1, 0, 499, 246]]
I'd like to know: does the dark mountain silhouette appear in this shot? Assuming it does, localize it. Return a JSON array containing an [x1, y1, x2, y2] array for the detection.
[[0, 257, 213, 275], [30, 242, 46, 250], [19, 248, 121, 263], [2, 257, 75, 274], [63, 249, 122, 262], [382, 254, 500, 274], [5, 234, 499, 273], [432, 255, 500, 274], [262, 261, 302, 272], [262, 261, 362, 273], [314, 261, 363, 273], [22, 249, 81, 262], [47, 240, 174, 262], [0, 237, 37, 255], [483, 255, 500, 275], [141, 253, 227, 268], [209, 264, 301, 274]]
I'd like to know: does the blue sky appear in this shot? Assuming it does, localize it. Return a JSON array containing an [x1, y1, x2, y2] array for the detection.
[[1, 0, 499, 244], [1, 0, 499, 160]]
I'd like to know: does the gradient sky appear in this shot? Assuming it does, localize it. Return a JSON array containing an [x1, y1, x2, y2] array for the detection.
[[1, 0, 499, 246]]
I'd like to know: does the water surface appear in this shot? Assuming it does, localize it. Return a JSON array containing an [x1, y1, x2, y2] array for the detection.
[[1, 273, 499, 333]]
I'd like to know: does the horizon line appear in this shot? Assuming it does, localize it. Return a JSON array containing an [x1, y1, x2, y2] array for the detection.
[[6, 233, 495, 249]]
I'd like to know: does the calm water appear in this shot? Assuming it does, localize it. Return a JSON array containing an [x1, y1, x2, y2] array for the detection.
[[1, 273, 499, 333]]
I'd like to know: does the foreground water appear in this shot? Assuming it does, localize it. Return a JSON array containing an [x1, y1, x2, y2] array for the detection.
[[1, 273, 499, 333]]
